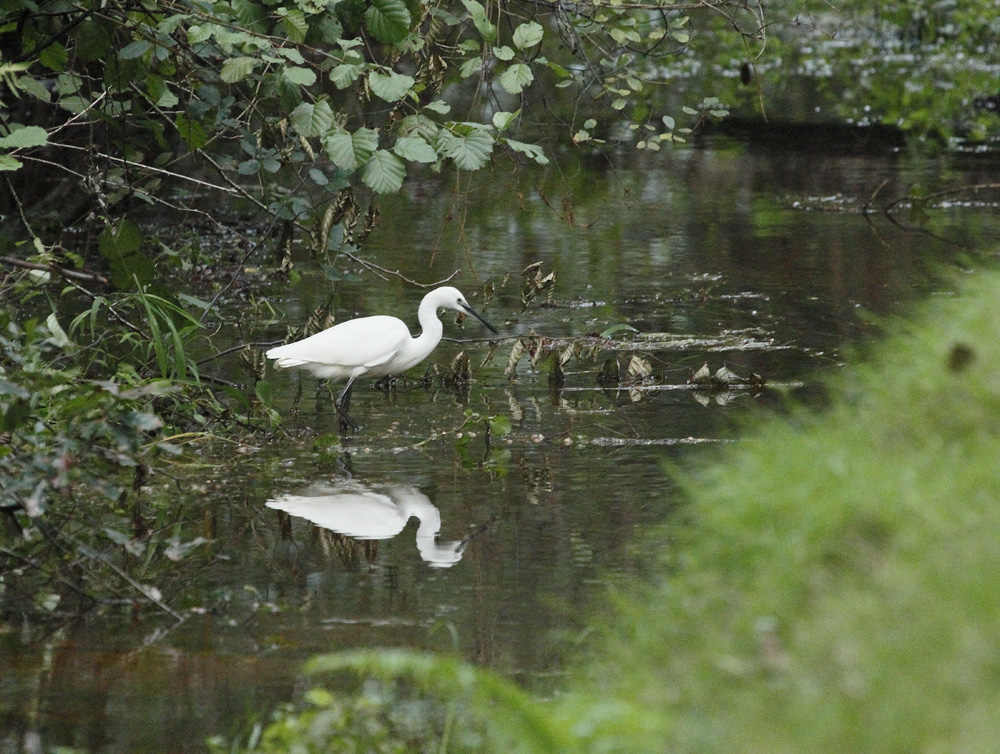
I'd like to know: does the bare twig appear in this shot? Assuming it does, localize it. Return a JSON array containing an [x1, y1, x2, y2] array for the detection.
[[862, 178, 892, 214], [0, 254, 109, 284], [341, 251, 461, 288]]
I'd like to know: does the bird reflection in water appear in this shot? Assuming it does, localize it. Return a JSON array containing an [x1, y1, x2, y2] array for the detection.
[[266, 481, 465, 567]]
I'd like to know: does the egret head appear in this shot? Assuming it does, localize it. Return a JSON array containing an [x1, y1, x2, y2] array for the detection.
[[431, 286, 498, 334]]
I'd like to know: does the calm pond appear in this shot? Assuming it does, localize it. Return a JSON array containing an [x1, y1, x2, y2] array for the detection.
[[4, 132, 1000, 752]]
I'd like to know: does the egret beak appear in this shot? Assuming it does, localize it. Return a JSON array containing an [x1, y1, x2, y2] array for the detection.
[[460, 302, 499, 335]]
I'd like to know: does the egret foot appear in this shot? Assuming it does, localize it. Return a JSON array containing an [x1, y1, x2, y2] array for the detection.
[[336, 380, 357, 431]]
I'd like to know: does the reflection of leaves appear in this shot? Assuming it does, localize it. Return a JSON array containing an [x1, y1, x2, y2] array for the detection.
[[520, 262, 555, 310], [505, 339, 525, 377], [549, 353, 564, 388], [625, 354, 652, 380], [597, 357, 619, 387], [598, 354, 652, 386], [446, 351, 471, 385], [689, 363, 765, 389]]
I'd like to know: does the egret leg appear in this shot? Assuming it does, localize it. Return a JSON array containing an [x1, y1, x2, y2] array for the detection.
[[335, 377, 358, 431]]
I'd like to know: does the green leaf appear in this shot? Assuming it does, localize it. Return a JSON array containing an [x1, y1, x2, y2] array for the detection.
[[459, 56, 484, 79], [364, 0, 411, 44], [331, 61, 364, 88], [283, 66, 316, 86], [393, 135, 437, 163], [15, 75, 51, 102], [437, 124, 493, 170], [45, 313, 70, 348], [461, 0, 496, 43], [506, 139, 548, 165], [362, 149, 405, 193], [289, 101, 334, 138], [498, 63, 533, 94], [424, 100, 451, 114], [399, 114, 440, 142], [0, 126, 48, 149], [120, 40, 152, 60], [98, 220, 155, 289], [2, 399, 30, 433], [493, 45, 514, 61], [305, 649, 574, 754], [492, 110, 519, 130], [0, 154, 23, 171], [39, 42, 68, 72], [487, 414, 512, 436], [323, 127, 379, 171], [175, 113, 208, 150], [275, 47, 305, 65], [73, 19, 111, 61], [600, 323, 639, 338], [547, 61, 571, 78], [283, 9, 308, 42], [369, 70, 414, 102], [220, 56, 257, 83], [512, 21, 543, 49]]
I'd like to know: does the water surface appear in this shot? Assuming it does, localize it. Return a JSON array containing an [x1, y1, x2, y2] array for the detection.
[[3, 136, 999, 752]]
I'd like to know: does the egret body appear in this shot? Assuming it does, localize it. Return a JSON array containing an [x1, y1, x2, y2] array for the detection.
[[265, 286, 497, 426]]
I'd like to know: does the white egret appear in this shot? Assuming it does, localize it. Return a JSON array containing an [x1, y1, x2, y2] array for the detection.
[[265, 286, 497, 427], [267, 482, 465, 567]]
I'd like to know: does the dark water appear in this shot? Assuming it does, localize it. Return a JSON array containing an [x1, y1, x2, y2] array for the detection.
[[3, 136, 999, 753]]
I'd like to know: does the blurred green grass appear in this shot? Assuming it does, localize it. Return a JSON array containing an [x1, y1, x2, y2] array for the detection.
[[568, 268, 1000, 753]]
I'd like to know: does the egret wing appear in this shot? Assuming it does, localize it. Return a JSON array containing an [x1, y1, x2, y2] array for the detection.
[[270, 315, 411, 369]]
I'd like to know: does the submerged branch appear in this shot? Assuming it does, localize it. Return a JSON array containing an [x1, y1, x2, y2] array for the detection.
[[881, 182, 1000, 214]]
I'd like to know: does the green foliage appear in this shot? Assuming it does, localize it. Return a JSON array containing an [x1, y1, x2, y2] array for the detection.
[[682, 0, 1000, 141], [0, 311, 174, 516], [69, 286, 203, 382], [0, 0, 772, 250], [228, 649, 578, 754], [6, 0, 986, 256]]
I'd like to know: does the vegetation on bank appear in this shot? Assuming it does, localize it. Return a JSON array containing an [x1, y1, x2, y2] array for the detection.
[[234, 265, 1000, 751]]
